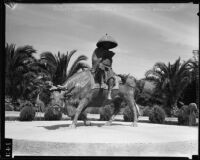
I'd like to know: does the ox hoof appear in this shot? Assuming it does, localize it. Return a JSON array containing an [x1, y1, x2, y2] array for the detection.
[[69, 124, 76, 128], [84, 121, 92, 126], [104, 121, 112, 126], [131, 122, 138, 127]]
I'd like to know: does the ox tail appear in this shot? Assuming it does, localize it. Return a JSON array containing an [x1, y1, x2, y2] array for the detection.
[[134, 101, 141, 116]]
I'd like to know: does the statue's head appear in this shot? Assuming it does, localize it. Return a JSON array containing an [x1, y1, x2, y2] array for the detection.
[[96, 34, 118, 49]]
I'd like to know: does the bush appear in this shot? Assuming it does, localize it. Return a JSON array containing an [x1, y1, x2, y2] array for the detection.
[[5, 104, 14, 111], [19, 101, 35, 121], [99, 105, 114, 121], [142, 106, 151, 116], [5, 97, 14, 111], [123, 106, 139, 122], [44, 107, 62, 120], [85, 107, 99, 114], [149, 105, 166, 124], [63, 104, 86, 120]]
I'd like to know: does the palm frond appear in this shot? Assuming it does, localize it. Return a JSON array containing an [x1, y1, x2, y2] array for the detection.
[[65, 50, 77, 74], [67, 55, 88, 78]]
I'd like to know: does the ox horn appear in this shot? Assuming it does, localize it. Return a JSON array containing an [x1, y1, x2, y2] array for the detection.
[[49, 85, 58, 91], [49, 84, 68, 91], [57, 85, 68, 91]]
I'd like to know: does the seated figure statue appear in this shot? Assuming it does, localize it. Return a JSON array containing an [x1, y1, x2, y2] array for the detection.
[[92, 48, 115, 99], [92, 34, 118, 99]]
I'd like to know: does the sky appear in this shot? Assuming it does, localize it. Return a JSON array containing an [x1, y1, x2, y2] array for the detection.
[[6, 3, 199, 79]]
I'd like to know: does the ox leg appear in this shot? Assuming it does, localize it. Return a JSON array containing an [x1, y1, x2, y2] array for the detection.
[[69, 97, 90, 128], [81, 109, 92, 126], [104, 110, 119, 126], [84, 120, 92, 126], [78, 110, 92, 126], [105, 100, 121, 126], [125, 95, 138, 127]]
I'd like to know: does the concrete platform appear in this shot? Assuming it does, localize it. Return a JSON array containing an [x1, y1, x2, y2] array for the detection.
[[5, 120, 198, 158]]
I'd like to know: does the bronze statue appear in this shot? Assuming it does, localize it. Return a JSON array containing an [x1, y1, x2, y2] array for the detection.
[[49, 70, 139, 128], [48, 34, 140, 128]]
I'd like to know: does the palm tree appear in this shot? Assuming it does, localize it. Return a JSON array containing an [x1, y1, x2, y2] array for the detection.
[[40, 50, 90, 85], [145, 57, 193, 116], [181, 51, 199, 106], [5, 43, 37, 101]]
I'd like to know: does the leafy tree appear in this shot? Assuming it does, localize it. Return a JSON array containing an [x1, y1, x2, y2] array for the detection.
[[134, 79, 162, 107], [145, 57, 193, 116], [149, 105, 166, 124], [40, 50, 90, 85], [5, 43, 37, 101], [181, 52, 199, 106]]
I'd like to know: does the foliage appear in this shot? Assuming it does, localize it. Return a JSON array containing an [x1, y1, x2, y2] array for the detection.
[[145, 57, 193, 116], [5, 104, 14, 111], [123, 105, 139, 122], [149, 105, 166, 124], [5, 43, 51, 105], [37, 84, 51, 106], [142, 106, 151, 116], [19, 101, 35, 121], [134, 79, 162, 107], [85, 107, 100, 114], [180, 55, 199, 106], [134, 79, 145, 101], [19, 100, 33, 110], [5, 97, 14, 111], [180, 80, 197, 106], [40, 50, 90, 85], [5, 43, 37, 101], [63, 104, 86, 120], [44, 107, 62, 120], [99, 105, 114, 121]]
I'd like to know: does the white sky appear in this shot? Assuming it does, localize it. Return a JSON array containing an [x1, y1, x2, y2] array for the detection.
[[6, 3, 199, 79]]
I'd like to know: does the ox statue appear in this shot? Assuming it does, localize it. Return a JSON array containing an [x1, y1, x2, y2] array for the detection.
[[49, 69, 140, 128]]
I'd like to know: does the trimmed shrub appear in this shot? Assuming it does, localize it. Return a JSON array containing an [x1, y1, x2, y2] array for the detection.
[[99, 105, 114, 121], [123, 106, 139, 122], [44, 107, 62, 120], [85, 107, 99, 114], [149, 105, 166, 124], [142, 106, 151, 116], [19, 101, 35, 121], [64, 104, 86, 120]]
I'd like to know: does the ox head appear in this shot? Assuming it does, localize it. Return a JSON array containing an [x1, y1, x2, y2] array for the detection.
[[48, 85, 70, 112]]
